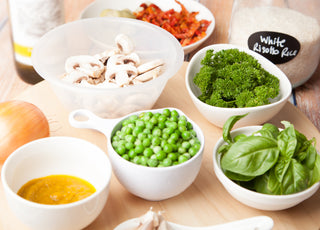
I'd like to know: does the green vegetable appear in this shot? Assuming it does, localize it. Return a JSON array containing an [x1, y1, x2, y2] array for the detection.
[[218, 114, 320, 195], [111, 109, 201, 167], [193, 49, 280, 108]]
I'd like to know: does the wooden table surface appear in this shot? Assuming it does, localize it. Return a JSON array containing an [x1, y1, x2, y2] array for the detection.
[[0, 1, 320, 230], [0, 0, 319, 130]]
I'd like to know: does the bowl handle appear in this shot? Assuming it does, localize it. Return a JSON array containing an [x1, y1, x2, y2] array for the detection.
[[68, 109, 118, 139]]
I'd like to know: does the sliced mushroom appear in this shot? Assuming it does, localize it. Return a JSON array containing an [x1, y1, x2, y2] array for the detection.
[[115, 34, 134, 54], [94, 49, 119, 65], [62, 70, 89, 84], [105, 64, 138, 87], [135, 66, 162, 82], [65, 55, 105, 78], [137, 59, 164, 74]]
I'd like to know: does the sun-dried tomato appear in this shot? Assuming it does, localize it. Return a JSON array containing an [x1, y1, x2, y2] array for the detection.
[[134, 0, 211, 46]]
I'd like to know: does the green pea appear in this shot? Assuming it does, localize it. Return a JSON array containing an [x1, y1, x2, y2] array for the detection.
[[181, 131, 192, 140], [163, 143, 173, 153], [150, 116, 158, 125], [116, 145, 126, 155], [178, 146, 187, 154], [162, 158, 173, 167], [168, 153, 178, 161], [140, 156, 148, 166], [125, 142, 134, 150], [158, 121, 166, 129], [153, 146, 162, 154], [129, 115, 138, 122], [145, 121, 154, 130], [156, 150, 166, 161], [143, 148, 153, 157], [133, 126, 143, 136], [158, 115, 167, 123], [137, 132, 147, 140], [132, 156, 140, 164], [170, 133, 179, 141], [125, 134, 135, 143], [147, 158, 158, 167], [152, 128, 162, 137], [189, 146, 198, 156], [142, 138, 151, 147], [181, 141, 191, 149], [179, 125, 187, 132], [122, 154, 129, 161], [163, 108, 171, 117], [134, 144, 144, 154], [171, 110, 179, 117], [167, 138, 176, 145], [128, 149, 137, 158], [178, 155, 189, 164], [152, 137, 161, 146]]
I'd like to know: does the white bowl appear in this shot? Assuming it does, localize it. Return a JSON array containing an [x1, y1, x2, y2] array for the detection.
[[80, 0, 215, 54], [32, 17, 184, 118], [1, 137, 112, 230], [212, 126, 320, 211], [69, 107, 205, 201], [185, 43, 292, 128]]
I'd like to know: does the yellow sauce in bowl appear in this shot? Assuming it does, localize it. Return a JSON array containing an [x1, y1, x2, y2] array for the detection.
[[17, 175, 96, 205]]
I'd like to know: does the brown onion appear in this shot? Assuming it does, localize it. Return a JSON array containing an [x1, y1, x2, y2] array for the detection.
[[0, 100, 49, 164]]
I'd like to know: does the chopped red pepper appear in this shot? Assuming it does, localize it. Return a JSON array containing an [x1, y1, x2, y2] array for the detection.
[[133, 0, 211, 46]]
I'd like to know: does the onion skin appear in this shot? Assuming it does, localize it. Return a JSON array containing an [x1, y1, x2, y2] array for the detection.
[[0, 100, 50, 164]]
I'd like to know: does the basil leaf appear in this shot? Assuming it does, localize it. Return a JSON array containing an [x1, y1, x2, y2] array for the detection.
[[223, 169, 255, 182], [309, 154, 320, 186], [274, 156, 291, 183], [280, 159, 308, 194], [278, 121, 297, 158], [256, 123, 279, 140], [254, 171, 281, 195], [303, 143, 317, 169], [222, 114, 248, 144], [221, 136, 279, 177]]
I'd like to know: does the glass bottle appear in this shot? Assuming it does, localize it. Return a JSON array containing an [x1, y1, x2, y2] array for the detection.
[[7, 0, 64, 84]]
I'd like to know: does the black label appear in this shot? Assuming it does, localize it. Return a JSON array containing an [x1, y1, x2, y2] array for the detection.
[[247, 31, 300, 64]]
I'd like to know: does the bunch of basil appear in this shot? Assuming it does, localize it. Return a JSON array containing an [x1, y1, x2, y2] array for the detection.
[[218, 114, 320, 195]]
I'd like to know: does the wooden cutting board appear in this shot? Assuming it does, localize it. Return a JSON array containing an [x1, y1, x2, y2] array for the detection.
[[1, 63, 320, 230]]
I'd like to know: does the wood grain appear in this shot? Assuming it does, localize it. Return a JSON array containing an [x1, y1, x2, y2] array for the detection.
[[0, 63, 319, 230]]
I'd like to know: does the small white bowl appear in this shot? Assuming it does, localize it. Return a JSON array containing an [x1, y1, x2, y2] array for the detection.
[[69, 107, 205, 201], [1, 137, 112, 230], [80, 0, 215, 54], [185, 44, 292, 128], [32, 17, 183, 118], [212, 126, 320, 211]]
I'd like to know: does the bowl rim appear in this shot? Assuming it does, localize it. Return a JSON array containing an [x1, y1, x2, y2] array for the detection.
[[212, 125, 320, 199], [107, 107, 205, 171], [32, 17, 184, 92], [79, 0, 216, 54], [1, 136, 112, 210], [185, 43, 292, 112]]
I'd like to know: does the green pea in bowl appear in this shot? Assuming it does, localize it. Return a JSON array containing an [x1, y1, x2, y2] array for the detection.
[[69, 107, 205, 201]]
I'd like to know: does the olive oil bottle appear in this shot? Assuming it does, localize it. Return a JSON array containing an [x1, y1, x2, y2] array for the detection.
[[7, 0, 64, 84]]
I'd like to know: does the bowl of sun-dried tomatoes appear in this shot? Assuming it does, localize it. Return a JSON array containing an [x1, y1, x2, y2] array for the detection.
[[81, 0, 215, 54]]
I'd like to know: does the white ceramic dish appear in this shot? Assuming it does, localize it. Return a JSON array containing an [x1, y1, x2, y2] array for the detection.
[[1, 136, 112, 230], [32, 17, 183, 119], [69, 107, 205, 201], [80, 0, 215, 54], [212, 126, 320, 211], [115, 214, 273, 230], [185, 43, 292, 128]]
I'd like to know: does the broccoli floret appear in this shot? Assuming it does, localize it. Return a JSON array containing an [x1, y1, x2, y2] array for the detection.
[[192, 48, 280, 108]]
